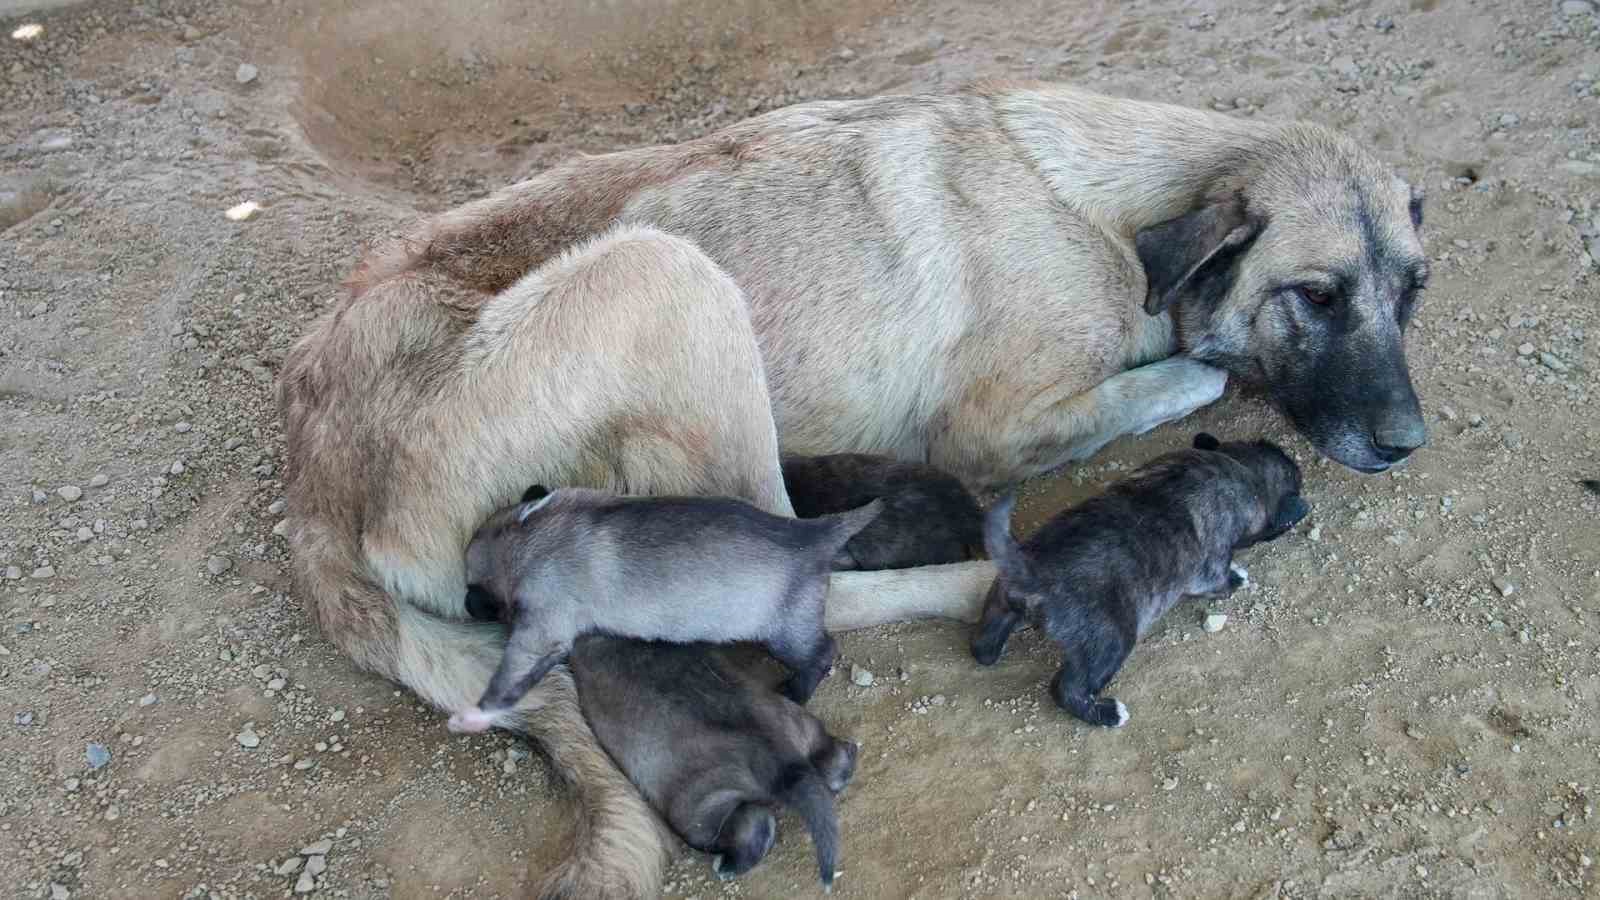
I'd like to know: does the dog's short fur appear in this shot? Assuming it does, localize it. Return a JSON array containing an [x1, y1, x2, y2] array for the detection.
[[446, 485, 881, 733], [569, 636, 858, 892], [972, 433, 1309, 727], [781, 453, 984, 571], [280, 81, 1431, 897]]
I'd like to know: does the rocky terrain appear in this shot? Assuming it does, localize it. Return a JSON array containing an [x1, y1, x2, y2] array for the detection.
[[2, 0, 1598, 898]]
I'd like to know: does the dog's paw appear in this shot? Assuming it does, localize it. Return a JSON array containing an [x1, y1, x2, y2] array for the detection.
[[1228, 564, 1249, 590]]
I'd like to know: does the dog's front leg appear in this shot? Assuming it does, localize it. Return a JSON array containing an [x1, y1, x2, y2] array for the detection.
[[1053, 357, 1229, 464]]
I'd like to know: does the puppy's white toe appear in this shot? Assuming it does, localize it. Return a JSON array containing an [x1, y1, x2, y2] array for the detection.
[[1112, 700, 1130, 728]]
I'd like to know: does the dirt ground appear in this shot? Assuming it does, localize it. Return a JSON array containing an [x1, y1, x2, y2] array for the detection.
[[3, 0, 1599, 898]]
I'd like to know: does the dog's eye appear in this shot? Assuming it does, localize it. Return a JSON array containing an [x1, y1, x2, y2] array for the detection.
[[1297, 286, 1335, 307]]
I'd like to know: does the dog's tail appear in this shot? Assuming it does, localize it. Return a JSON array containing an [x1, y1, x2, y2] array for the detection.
[[781, 765, 841, 891], [285, 520, 667, 900], [982, 494, 1033, 589], [817, 498, 885, 555], [1581, 479, 1600, 497]]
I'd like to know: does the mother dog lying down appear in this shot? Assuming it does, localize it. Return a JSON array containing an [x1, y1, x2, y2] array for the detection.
[[278, 79, 1430, 898]]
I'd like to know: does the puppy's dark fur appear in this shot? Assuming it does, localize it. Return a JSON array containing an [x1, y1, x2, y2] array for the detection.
[[569, 636, 858, 891], [781, 453, 984, 570], [972, 433, 1310, 727], [1581, 479, 1600, 497]]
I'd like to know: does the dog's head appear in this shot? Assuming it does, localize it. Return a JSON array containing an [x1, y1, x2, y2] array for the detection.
[[1192, 432, 1309, 546], [1138, 127, 1429, 474]]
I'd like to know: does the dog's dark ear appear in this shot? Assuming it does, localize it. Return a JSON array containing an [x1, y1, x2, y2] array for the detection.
[[1135, 196, 1263, 315], [1407, 184, 1425, 231], [1192, 432, 1221, 451], [520, 484, 549, 504], [1271, 494, 1311, 532]]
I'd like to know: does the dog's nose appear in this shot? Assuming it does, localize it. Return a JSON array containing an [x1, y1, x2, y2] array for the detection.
[[1373, 420, 1427, 462]]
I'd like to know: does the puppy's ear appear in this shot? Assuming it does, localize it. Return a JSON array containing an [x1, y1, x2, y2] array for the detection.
[[1271, 494, 1310, 532], [1192, 432, 1221, 451], [1135, 195, 1263, 315], [520, 484, 549, 504]]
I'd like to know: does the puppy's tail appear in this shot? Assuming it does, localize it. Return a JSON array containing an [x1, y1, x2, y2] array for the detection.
[[819, 498, 885, 552], [982, 494, 1031, 587], [781, 765, 841, 891]]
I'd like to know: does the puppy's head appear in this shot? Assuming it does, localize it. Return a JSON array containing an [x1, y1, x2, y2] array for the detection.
[[1138, 126, 1429, 474], [1192, 434, 1308, 546], [462, 483, 558, 620]]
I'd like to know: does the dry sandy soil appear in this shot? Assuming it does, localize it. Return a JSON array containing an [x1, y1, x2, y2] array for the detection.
[[3, 0, 1600, 898]]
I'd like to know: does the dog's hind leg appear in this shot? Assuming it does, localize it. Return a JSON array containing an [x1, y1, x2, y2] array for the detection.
[[970, 580, 1023, 666], [710, 803, 779, 880], [1050, 639, 1133, 728], [772, 629, 838, 705]]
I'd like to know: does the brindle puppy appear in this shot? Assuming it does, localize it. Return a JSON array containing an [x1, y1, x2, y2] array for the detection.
[[972, 433, 1309, 727], [781, 453, 984, 570]]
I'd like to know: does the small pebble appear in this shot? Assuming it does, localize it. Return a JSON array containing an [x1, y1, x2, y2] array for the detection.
[[139, 693, 158, 707], [268, 499, 287, 515], [207, 555, 233, 576], [89, 474, 109, 488], [86, 743, 112, 770], [76, 527, 93, 543], [237, 728, 261, 749], [3, 567, 21, 580], [850, 666, 875, 687], [294, 871, 315, 894], [306, 855, 327, 877], [301, 839, 334, 856], [50, 885, 70, 900], [58, 485, 83, 502], [1203, 612, 1228, 633], [275, 857, 303, 876], [1517, 342, 1535, 356], [273, 519, 290, 537], [1492, 577, 1516, 597], [175, 421, 192, 433], [171, 460, 186, 476], [236, 63, 259, 84], [225, 437, 245, 451], [330, 709, 346, 723], [32, 566, 56, 580]]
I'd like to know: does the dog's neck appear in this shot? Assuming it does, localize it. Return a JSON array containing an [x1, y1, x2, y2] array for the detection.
[[988, 84, 1277, 233]]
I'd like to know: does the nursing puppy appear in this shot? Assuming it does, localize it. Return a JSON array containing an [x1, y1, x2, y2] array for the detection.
[[781, 453, 985, 570], [448, 485, 882, 733], [569, 636, 859, 891], [972, 433, 1310, 727]]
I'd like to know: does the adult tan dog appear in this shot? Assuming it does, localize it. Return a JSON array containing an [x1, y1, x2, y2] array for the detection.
[[278, 79, 1429, 898]]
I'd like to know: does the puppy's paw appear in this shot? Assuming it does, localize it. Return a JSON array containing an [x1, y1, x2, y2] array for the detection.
[[1228, 564, 1249, 590], [446, 706, 496, 734], [1092, 698, 1130, 728]]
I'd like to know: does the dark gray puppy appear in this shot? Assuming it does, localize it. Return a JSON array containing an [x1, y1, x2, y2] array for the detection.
[[447, 485, 882, 734], [971, 433, 1310, 728], [569, 636, 859, 892], [781, 452, 984, 570]]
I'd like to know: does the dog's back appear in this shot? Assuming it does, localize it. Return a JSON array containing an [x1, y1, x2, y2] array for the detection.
[[781, 453, 983, 570], [570, 637, 852, 889]]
